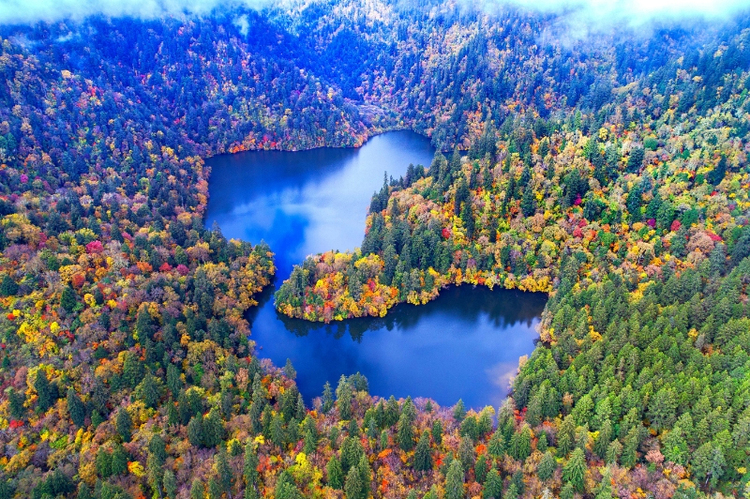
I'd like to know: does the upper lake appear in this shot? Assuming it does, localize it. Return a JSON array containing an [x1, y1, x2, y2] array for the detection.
[[205, 130, 546, 408]]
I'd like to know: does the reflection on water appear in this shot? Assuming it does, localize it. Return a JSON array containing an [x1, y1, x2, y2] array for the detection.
[[206, 131, 547, 408]]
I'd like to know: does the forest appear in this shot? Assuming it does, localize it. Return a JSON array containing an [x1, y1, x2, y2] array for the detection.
[[0, 0, 749, 498]]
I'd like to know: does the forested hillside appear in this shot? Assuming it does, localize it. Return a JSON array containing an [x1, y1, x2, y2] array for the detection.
[[0, 0, 749, 498]]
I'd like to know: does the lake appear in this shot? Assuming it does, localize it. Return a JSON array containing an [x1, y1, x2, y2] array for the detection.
[[205, 130, 547, 408]]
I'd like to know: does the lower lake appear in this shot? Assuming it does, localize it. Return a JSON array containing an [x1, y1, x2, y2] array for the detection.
[[205, 130, 546, 408]]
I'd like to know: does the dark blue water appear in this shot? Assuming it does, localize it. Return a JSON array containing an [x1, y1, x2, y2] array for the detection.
[[206, 131, 546, 408]]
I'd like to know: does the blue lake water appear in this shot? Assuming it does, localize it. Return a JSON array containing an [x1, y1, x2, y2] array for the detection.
[[205, 131, 546, 408]]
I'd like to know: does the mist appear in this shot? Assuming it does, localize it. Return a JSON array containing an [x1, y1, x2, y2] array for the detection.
[[0, 0, 273, 25], [0, 0, 748, 27], [487, 0, 750, 28]]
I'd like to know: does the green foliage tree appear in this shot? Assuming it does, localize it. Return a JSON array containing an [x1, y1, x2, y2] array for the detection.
[[115, 408, 132, 442], [66, 388, 85, 427], [445, 459, 465, 499], [562, 448, 587, 493], [414, 431, 432, 472]]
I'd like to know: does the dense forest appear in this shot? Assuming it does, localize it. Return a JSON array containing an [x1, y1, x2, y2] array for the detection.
[[0, 0, 749, 498]]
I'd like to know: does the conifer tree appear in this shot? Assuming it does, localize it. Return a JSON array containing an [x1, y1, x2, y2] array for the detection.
[[445, 459, 465, 499], [562, 448, 586, 493], [414, 432, 432, 472], [67, 388, 85, 427]]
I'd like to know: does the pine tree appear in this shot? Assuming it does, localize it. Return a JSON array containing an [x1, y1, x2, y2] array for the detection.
[[304, 427, 317, 454], [67, 388, 85, 427], [34, 369, 52, 412], [0, 274, 18, 297], [482, 466, 502, 499], [271, 414, 285, 448], [115, 408, 132, 442], [208, 477, 222, 499], [136, 371, 161, 408], [445, 459, 465, 499], [537, 451, 556, 481], [357, 454, 371, 499], [459, 437, 475, 470], [110, 444, 128, 476], [163, 469, 177, 499], [322, 382, 334, 414], [215, 446, 233, 495], [60, 285, 77, 312], [424, 485, 440, 499], [432, 420, 443, 445], [149, 434, 167, 465], [397, 411, 415, 451], [453, 399, 467, 423], [188, 415, 203, 447], [284, 358, 297, 379], [190, 480, 205, 499], [336, 375, 353, 420], [275, 471, 302, 499], [562, 448, 586, 493], [244, 440, 259, 488], [95, 448, 112, 478], [344, 466, 362, 499], [487, 431, 505, 458], [521, 183, 535, 217], [474, 454, 488, 484], [203, 408, 225, 448], [327, 455, 344, 489], [414, 432, 432, 472], [166, 363, 182, 396]]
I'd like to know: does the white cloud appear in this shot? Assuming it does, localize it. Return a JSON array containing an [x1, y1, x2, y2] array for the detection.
[[482, 0, 749, 26], [0, 0, 746, 27], [0, 0, 273, 25]]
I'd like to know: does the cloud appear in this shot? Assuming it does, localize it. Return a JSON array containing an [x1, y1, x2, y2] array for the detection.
[[480, 0, 750, 27], [0, 0, 747, 28], [0, 0, 272, 25]]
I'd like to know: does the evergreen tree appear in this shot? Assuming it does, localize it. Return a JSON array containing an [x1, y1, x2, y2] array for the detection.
[[482, 466, 502, 499], [327, 455, 344, 489], [34, 369, 52, 412], [271, 413, 286, 448], [336, 375, 353, 420], [458, 437, 475, 470], [110, 444, 128, 476], [0, 275, 18, 297], [487, 431, 505, 458], [520, 183, 535, 217], [243, 440, 259, 488], [136, 371, 161, 408], [453, 399, 467, 423], [414, 432, 432, 472], [149, 434, 167, 465], [163, 469, 177, 499], [562, 448, 586, 493], [322, 382, 334, 414], [60, 285, 77, 312], [344, 466, 362, 499], [432, 420, 443, 445], [357, 454, 371, 499], [474, 454, 488, 484], [188, 415, 203, 447], [115, 408, 132, 442], [215, 446, 233, 495], [284, 358, 297, 379], [397, 411, 415, 451], [66, 388, 85, 427], [538, 451, 556, 481], [208, 477, 223, 499], [445, 459, 465, 499], [203, 408, 225, 448], [7, 388, 25, 420]]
